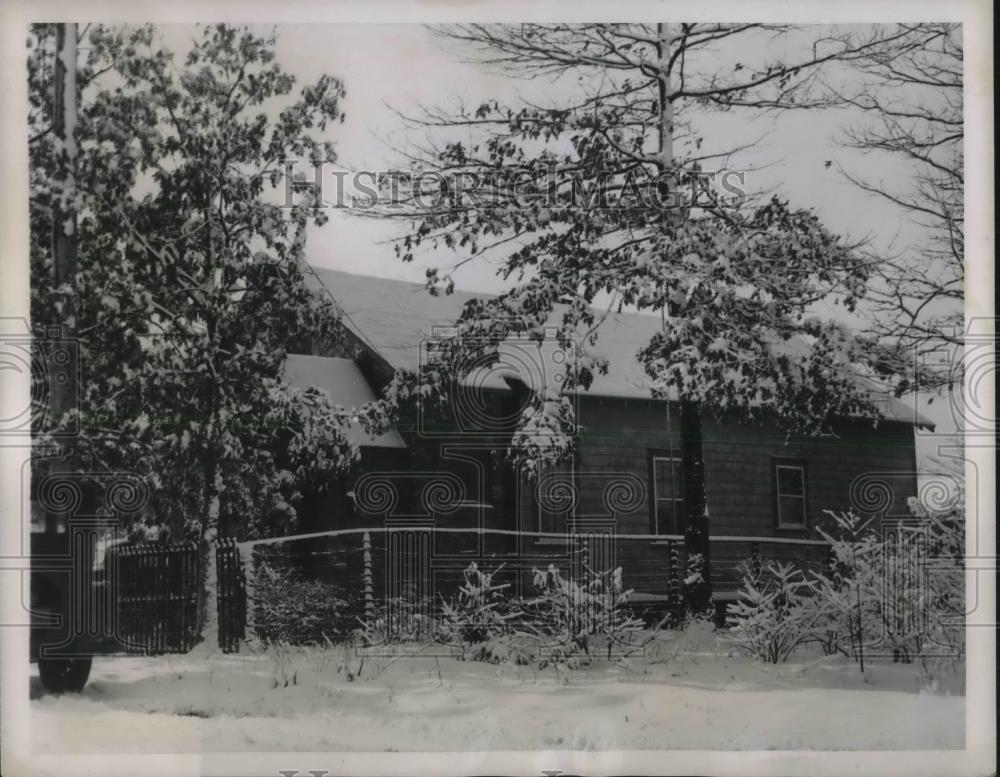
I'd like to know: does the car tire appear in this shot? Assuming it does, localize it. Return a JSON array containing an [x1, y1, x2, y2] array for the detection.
[[38, 655, 92, 694]]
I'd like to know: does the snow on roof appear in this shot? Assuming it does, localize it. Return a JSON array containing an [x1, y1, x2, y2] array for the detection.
[[283, 353, 407, 448], [305, 266, 934, 429]]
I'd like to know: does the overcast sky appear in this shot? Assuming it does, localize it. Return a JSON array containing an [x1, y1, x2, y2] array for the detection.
[[242, 25, 925, 286], [152, 23, 930, 289]]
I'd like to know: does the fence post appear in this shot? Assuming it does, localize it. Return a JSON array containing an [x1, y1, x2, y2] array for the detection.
[[185, 541, 196, 651], [751, 542, 761, 580], [664, 540, 673, 620], [362, 531, 375, 624], [141, 546, 151, 654], [668, 540, 682, 624], [218, 538, 246, 654], [154, 546, 163, 654], [235, 539, 245, 651], [115, 545, 126, 651], [579, 533, 590, 583], [240, 542, 256, 644], [215, 541, 224, 652]]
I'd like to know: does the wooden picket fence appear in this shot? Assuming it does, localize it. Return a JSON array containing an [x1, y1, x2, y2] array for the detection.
[[216, 538, 247, 653], [107, 530, 834, 653], [108, 541, 203, 654], [108, 539, 248, 654]]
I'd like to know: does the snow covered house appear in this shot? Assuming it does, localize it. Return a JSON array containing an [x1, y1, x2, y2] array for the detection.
[[283, 267, 934, 607]]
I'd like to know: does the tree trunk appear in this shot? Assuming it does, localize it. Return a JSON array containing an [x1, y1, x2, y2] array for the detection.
[[194, 470, 223, 653], [200, 527, 220, 651], [680, 400, 712, 613], [196, 304, 224, 652], [51, 23, 78, 311], [656, 24, 713, 612], [45, 23, 79, 534]]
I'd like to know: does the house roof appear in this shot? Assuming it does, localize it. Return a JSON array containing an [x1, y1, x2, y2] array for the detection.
[[304, 266, 934, 430], [283, 353, 406, 448]]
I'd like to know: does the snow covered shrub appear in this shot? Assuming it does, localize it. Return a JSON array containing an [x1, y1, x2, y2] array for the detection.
[[911, 495, 965, 663], [524, 564, 643, 661], [358, 597, 435, 645], [809, 615, 842, 657], [808, 510, 883, 670], [438, 562, 520, 645], [807, 505, 965, 670], [253, 563, 352, 644], [464, 637, 534, 665], [727, 560, 813, 663], [879, 531, 930, 664]]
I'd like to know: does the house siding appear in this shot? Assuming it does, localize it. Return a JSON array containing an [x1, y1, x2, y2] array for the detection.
[[528, 398, 920, 597], [568, 396, 918, 537], [573, 395, 683, 535], [566, 396, 683, 598], [297, 342, 921, 601], [700, 415, 919, 537]]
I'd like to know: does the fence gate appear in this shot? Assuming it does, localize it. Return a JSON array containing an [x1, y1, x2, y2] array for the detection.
[[216, 538, 247, 653], [108, 541, 202, 654], [110, 539, 248, 654]]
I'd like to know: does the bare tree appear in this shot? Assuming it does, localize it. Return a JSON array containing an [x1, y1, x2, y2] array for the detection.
[[830, 23, 963, 393]]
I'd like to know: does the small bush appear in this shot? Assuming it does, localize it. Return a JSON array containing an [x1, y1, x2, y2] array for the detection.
[[434, 562, 644, 665], [465, 636, 534, 665], [808, 505, 965, 671], [912, 497, 965, 662], [727, 560, 813, 663], [523, 564, 644, 661], [253, 563, 353, 644], [807, 510, 885, 669], [438, 562, 520, 644], [358, 597, 436, 645]]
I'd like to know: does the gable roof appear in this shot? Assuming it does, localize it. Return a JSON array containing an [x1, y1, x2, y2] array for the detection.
[[283, 354, 406, 448], [304, 266, 667, 397], [304, 266, 934, 429]]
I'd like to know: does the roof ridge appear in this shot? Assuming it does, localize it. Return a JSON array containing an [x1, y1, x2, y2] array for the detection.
[[308, 264, 671, 322], [303, 265, 932, 429]]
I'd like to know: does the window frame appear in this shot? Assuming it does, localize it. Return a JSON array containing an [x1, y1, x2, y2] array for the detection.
[[772, 457, 809, 529], [647, 450, 684, 535]]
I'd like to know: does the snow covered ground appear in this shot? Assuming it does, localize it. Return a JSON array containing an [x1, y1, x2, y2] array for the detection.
[[31, 625, 965, 753]]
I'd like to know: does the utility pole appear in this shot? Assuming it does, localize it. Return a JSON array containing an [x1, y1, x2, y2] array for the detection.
[[655, 23, 712, 613], [46, 23, 79, 534]]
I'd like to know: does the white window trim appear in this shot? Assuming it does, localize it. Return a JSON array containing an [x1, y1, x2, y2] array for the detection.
[[775, 463, 807, 528], [652, 454, 684, 535]]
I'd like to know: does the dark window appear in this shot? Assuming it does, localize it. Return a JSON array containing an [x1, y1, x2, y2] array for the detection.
[[773, 460, 807, 528], [649, 452, 684, 534]]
